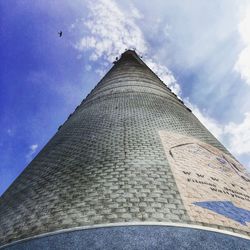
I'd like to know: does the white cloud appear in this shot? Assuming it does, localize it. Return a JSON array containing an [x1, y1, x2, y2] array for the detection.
[[185, 99, 250, 159], [144, 57, 181, 95], [184, 99, 223, 139], [95, 68, 105, 77], [234, 4, 250, 85], [30, 144, 38, 151], [224, 112, 250, 155], [75, 0, 147, 62], [129, 4, 143, 19], [73, 0, 181, 95], [26, 144, 38, 161]]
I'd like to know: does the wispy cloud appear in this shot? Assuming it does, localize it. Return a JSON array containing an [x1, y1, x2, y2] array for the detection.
[[184, 99, 223, 139], [224, 112, 250, 155], [26, 144, 38, 161], [75, 0, 147, 62], [73, 0, 180, 95], [186, 99, 250, 164], [145, 58, 181, 96], [234, 4, 250, 85]]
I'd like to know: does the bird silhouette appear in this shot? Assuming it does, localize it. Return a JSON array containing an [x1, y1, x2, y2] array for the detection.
[[58, 31, 63, 37]]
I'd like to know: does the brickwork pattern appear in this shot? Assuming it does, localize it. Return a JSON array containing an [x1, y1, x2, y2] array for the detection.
[[0, 51, 248, 246]]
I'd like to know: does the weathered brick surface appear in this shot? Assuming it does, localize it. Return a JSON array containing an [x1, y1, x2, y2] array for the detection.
[[0, 51, 248, 246]]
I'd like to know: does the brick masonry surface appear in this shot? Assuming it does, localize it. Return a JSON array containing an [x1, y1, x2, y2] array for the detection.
[[0, 51, 249, 246]]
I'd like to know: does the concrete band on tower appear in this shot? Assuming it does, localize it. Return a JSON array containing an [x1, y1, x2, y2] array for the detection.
[[0, 50, 249, 249]]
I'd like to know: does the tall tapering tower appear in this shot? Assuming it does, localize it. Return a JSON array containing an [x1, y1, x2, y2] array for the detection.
[[0, 50, 249, 249]]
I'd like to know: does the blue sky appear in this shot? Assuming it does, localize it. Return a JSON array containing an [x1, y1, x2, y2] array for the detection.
[[1, 0, 250, 195]]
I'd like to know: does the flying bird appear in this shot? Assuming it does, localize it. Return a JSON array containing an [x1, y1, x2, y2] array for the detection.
[[58, 31, 63, 37]]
